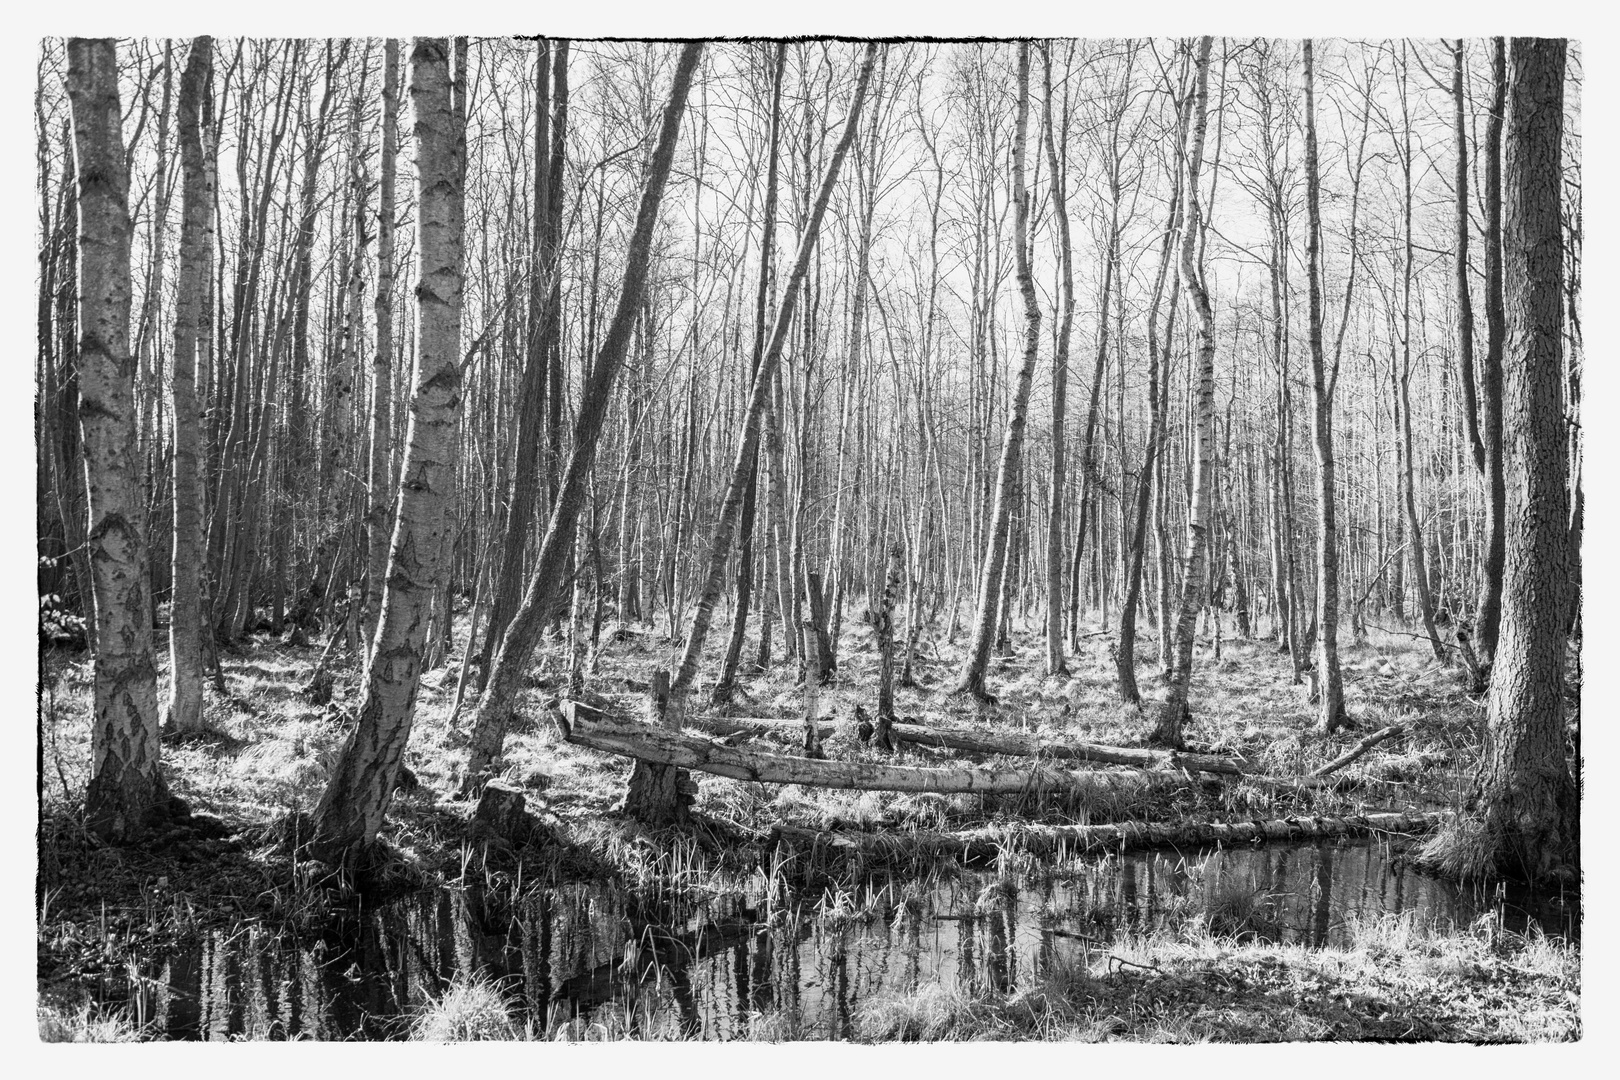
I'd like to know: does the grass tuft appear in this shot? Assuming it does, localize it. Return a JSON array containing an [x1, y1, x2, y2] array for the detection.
[[410, 975, 519, 1041], [37, 1002, 144, 1043]]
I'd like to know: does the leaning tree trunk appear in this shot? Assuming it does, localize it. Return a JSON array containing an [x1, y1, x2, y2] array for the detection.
[[68, 37, 169, 842], [663, 43, 877, 714], [473, 39, 553, 686], [459, 43, 703, 795], [1302, 40, 1348, 733], [310, 38, 465, 865], [1470, 37, 1577, 882], [956, 43, 1041, 702], [165, 36, 214, 736], [626, 40, 877, 823], [1153, 35, 1216, 750], [712, 42, 786, 705]]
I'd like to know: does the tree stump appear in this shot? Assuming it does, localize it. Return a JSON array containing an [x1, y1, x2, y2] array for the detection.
[[801, 622, 825, 758], [473, 782, 533, 845], [620, 670, 692, 826]]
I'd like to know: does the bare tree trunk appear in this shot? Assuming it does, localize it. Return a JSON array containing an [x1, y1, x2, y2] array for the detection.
[[310, 38, 466, 864], [1468, 37, 1577, 882], [1395, 44, 1446, 663], [361, 39, 400, 648], [474, 40, 553, 684], [69, 37, 169, 841], [870, 541, 905, 751], [1152, 35, 1216, 750], [664, 43, 877, 714], [1452, 40, 1485, 480], [1303, 40, 1348, 733], [956, 43, 1041, 702], [460, 44, 703, 794], [713, 42, 786, 705], [1117, 177, 1181, 705], [1040, 42, 1072, 678], [1476, 37, 1508, 666], [165, 36, 215, 736]]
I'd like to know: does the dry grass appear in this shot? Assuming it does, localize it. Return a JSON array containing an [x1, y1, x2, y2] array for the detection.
[[852, 910, 1578, 1042], [409, 976, 520, 1041], [37, 1001, 145, 1043], [36, 606, 1498, 932], [39, 602, 1564, 1042]]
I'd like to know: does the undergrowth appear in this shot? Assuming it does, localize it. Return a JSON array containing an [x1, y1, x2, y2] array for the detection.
[[37, 605, 1572, 1042]]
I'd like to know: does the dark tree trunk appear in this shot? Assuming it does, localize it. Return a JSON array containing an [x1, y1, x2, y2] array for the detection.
[[461, 44, 703, 794], [165, 36, 215, 735], [713, 43, 786, 705], [1470, 37, 1577, 882], [1476, 37, 1508, 665]]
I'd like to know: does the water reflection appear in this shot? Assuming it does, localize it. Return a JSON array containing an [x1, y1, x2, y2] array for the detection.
[[107, 839, 1575, 1041]]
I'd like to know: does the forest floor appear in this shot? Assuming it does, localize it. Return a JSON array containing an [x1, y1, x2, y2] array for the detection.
[[36, 605, 1580, 1041]]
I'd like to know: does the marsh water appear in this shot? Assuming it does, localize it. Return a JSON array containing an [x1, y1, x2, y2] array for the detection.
[[98, 839, 1575, 1040]]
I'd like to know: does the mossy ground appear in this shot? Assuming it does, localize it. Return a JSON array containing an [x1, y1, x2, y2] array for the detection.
[[36, 604, 1576, 1041]]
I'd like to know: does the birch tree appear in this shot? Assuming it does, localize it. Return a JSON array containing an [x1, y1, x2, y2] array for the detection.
[[68, 37, 168, 840], [1152, 35, 1216, 749], [165, 36, 214, 736], [955, 42, 1040, 703], [1302, 40, 1348, 733], [310, 38, 467, 863]]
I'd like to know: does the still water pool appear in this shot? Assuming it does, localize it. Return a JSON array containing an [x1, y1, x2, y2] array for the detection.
[[98, 838, 1575, 1040]]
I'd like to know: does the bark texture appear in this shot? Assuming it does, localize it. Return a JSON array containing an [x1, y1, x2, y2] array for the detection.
[[1473, 37, 1577, 881], [69, 37, 169, 842], [310, 38, 466, 863], [165, 36, 214, 736], [362, 39, 400, 648], [1153, 36, 1216, 748]]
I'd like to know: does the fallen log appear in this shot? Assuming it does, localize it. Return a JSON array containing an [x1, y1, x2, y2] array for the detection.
[[702, 715, 1249, 775], [771, 810, 1449, 861], [557, 702, 1191, 799], [888, 723, 1248, 775], [1310, 724, 1405, 777]]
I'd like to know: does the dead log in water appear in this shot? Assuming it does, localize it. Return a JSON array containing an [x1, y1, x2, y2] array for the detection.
[[557, 702, 1191, 799], [770, 810, 1449, 861], [702, 715, 1249, 775]]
